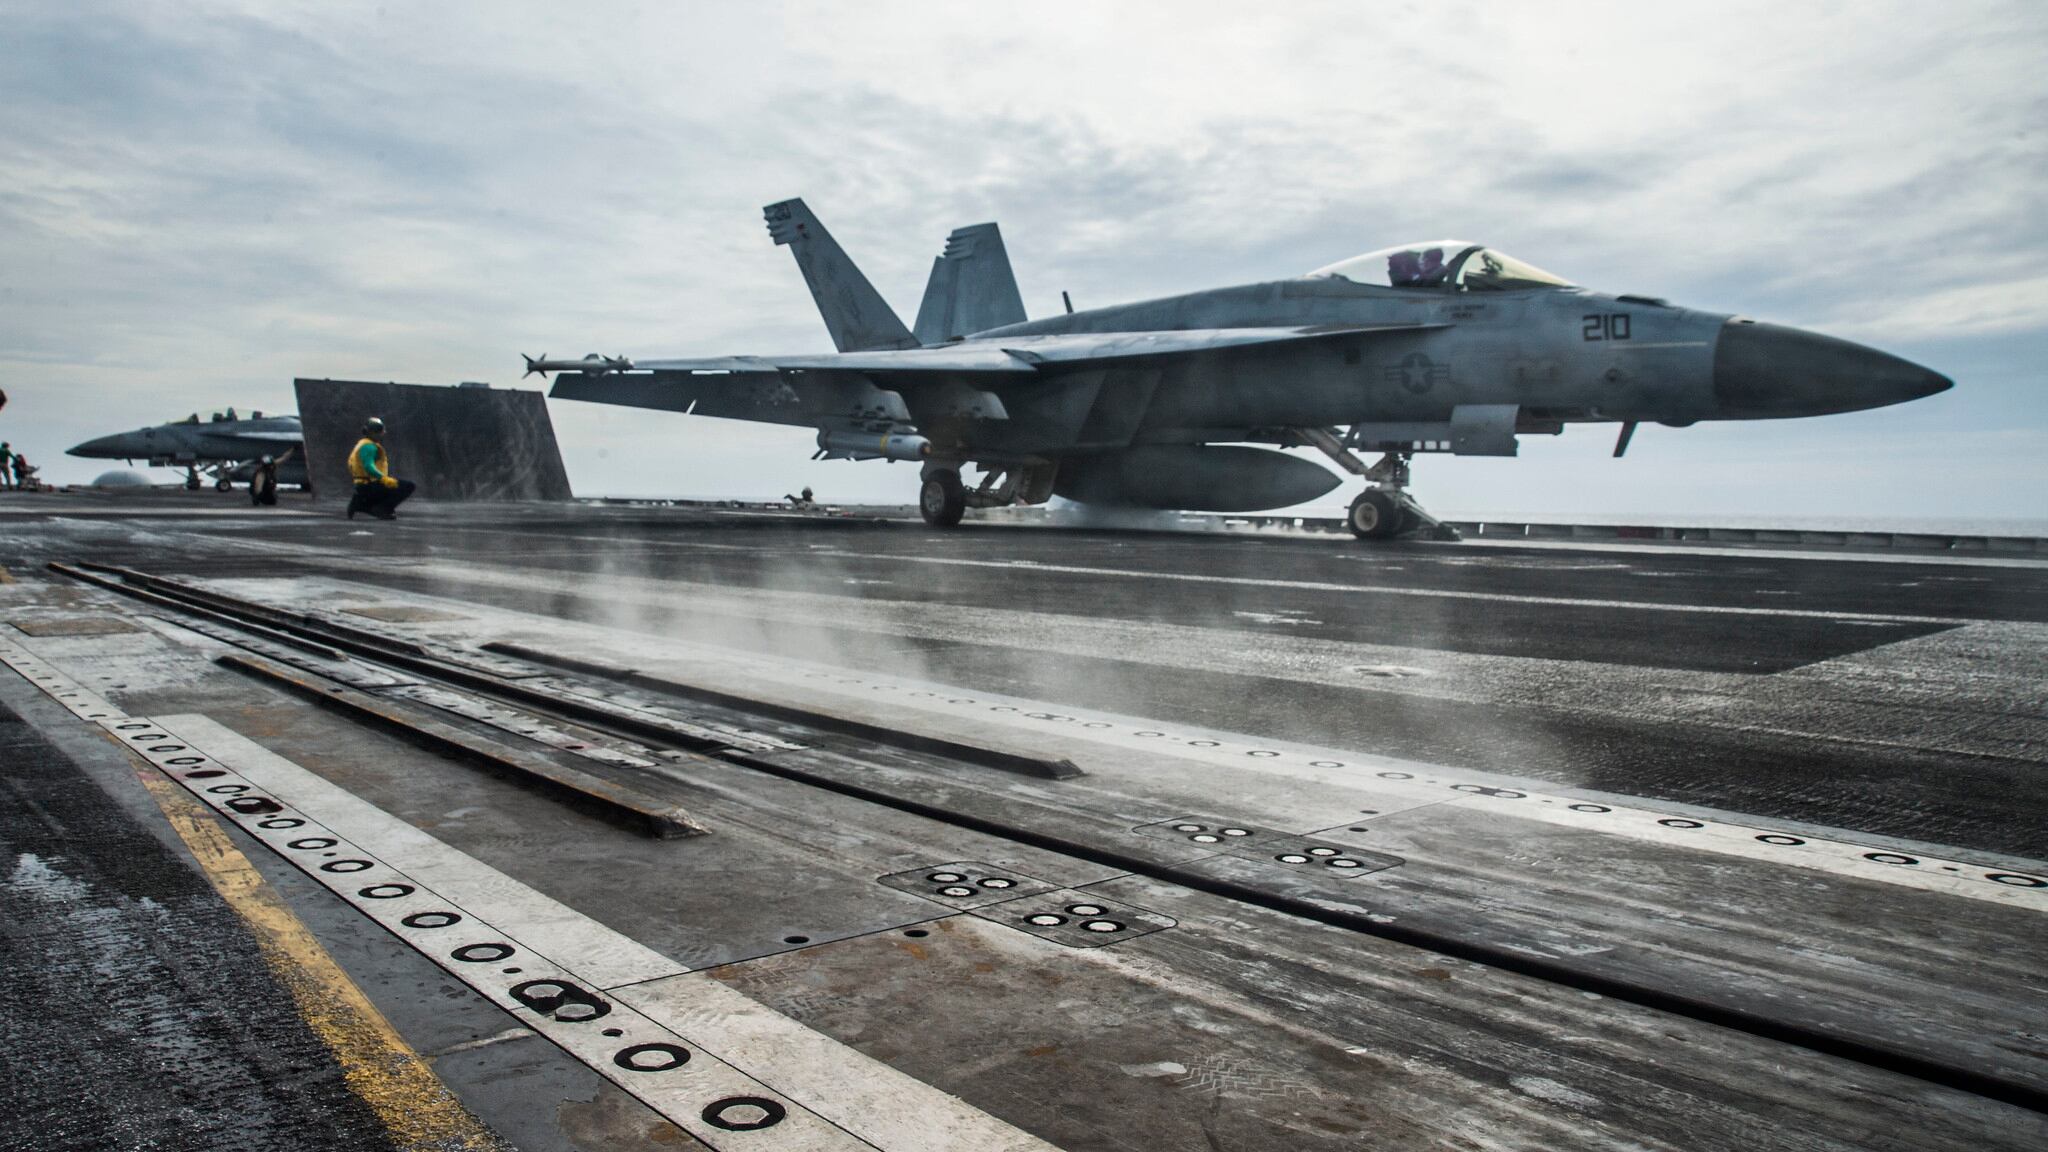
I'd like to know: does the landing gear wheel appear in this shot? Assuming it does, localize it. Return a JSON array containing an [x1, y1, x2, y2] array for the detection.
[[215, 476, 233, 491], [919, 470, 966, 527], [1348, 490, 1402, 540], [184, 471, 201, 491]]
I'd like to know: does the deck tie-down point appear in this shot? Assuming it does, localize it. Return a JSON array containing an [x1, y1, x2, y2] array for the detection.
[[1135, 815, 1404, 878]]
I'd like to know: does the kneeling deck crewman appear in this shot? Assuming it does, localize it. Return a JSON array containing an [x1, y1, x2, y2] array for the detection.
[[345, 417, 415, 520]]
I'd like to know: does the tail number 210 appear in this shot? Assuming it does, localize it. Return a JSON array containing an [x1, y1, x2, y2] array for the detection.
[[1583, 314, 1632, 341]]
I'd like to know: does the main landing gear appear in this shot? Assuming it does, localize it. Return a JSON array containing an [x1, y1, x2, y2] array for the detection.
[[919, 467, 966, 527], [918, 461, 1056, 528], [184, 466, 201, 491], [214, 475, 233, 492], [1345, 452, 1461, 542]]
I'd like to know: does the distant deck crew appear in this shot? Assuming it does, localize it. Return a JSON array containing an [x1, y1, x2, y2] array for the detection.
[[0, 442, 13, 491], [251, 445, 296, 507], [345, 417, 415, 520]]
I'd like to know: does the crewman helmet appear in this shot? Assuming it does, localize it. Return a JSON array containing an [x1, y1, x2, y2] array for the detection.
[[363, 417, 385, 435]]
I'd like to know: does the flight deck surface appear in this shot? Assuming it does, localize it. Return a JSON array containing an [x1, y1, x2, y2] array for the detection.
[[2, 493, 2043, 1151]]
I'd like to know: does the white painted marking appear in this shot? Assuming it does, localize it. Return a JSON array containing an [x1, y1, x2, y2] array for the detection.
[[155, 715, 682, 988], [111, 716, 861, 1149], [615, 976, 1057, 1152], [0, 636, 126, 721], [117, 714, 1062, 1152], [555, 644, 2048, 911], [358, 527, 1990, 620], [794, 552, 1970, 626]]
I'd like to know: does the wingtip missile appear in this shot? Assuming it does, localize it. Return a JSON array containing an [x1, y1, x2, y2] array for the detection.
[[522, 353, 634, 379]]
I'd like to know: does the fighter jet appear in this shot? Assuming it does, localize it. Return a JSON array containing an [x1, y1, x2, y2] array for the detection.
[[68, 410, 306, 491], [527, 200, 1951, 538]]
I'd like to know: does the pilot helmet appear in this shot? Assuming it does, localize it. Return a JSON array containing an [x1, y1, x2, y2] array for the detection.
[[363, 416, 385, 435]]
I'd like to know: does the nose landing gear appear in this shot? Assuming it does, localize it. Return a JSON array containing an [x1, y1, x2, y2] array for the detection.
[[1345, 452, 1461, 542]]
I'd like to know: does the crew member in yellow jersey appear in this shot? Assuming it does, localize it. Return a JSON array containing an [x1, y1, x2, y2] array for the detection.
[[344, 416, 415, 520]]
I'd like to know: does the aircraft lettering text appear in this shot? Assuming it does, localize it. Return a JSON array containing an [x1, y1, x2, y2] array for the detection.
[[1583, 314, 1633, 341]]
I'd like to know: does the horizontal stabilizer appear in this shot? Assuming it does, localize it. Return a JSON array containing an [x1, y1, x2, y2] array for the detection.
[[763, 198, 916, 353], [913, 223, 1028, 343]]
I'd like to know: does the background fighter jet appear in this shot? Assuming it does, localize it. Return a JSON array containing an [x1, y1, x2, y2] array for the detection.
[[529, 199, 1952, 538], [68, 410, 306, 491]]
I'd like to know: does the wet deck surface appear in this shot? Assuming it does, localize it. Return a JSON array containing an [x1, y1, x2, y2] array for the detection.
[[1, 491, 2043, 1151]]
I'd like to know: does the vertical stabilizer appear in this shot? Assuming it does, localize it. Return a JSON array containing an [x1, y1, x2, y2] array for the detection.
[[912, 223, 1028, 344], [763, 199, 916, 352]]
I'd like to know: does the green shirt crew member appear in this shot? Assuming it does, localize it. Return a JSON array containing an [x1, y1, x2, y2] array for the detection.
[[344, 417, 416, 520]]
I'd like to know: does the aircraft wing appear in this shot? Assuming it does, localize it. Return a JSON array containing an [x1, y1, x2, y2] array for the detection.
[[538, 323, 1444, 381], [234, 431, 308, 443]]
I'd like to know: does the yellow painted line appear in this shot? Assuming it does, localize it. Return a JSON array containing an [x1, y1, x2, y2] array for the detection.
[[134, 768, 511, 1152]]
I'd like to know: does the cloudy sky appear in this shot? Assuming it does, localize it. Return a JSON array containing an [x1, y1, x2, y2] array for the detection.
[[4, 1, 2043, 523]]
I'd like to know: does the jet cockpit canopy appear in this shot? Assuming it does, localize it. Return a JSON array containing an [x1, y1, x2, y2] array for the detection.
[[1310, 241, 1573, 292]]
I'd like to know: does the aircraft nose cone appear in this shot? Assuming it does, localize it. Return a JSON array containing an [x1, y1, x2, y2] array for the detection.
[[68, 434, 127, 458], [1712, 320, 1951, 418]]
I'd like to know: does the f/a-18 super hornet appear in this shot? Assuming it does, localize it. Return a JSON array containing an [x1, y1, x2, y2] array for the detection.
[[68, 409, 306, 491], [526, 199, 1952, 538]]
